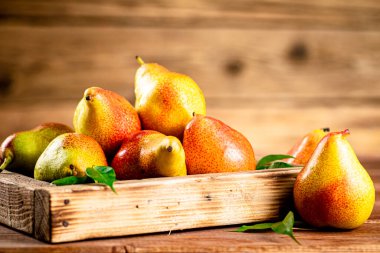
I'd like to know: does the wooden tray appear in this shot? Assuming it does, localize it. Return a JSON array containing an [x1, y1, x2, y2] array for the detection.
[[0, 168, 300, 243]]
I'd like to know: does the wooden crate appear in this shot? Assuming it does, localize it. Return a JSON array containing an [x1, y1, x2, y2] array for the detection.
[[0, 168, 300, 243]]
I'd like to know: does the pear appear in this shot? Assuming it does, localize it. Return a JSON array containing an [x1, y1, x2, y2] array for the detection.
[[73, 87, 141, 159], [183, 115, 256, 174], [293, 129, 375, 229], [34, 133, 107, 182], [134, 56, 206, 139], [111, 130, 186, 180], [285, 128, 330, 165], [0, 122, 73, 177]]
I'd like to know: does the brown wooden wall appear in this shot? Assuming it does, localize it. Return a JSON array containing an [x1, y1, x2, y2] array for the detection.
[[0, 0, 379, 159]]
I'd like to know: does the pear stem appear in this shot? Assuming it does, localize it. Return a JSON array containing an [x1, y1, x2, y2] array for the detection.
[[322, 127, 330, 132], [0, 150, 13, 172], [342, 128, 350, 136], [327, 129, 350, 138], [136, 56, 145, 65]]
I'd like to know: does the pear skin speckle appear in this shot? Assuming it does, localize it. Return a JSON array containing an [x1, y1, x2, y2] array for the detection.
[[73, 87, 141, 159], [34, 133, 107, 182], [285, 128, 329, 165], [134, 62, 206, 139], [293, 130, 375, 229], [182, 115, 256, 174], [0, 122, 73, 176]]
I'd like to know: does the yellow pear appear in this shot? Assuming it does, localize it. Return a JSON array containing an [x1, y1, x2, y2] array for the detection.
[[294, 129, 375, 229], [134, 56, 206, 139]]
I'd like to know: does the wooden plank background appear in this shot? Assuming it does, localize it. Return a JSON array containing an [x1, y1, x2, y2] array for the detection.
[[0, 0, 379, 159]]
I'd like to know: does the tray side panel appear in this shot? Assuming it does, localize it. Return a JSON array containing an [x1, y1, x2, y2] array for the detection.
[[0, 171, 49, 234], [47, 168, 300, 243], [34, 189, 51, 242]]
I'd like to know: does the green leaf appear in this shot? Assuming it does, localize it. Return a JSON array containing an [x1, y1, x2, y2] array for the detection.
[[271, 211, 300, 245], [51, 176, 88, 186], [234, 211, 301, 245], [86, 166, 117, 193], [268, 161, 296, 169], [256, 154, 294, 170], [235, 223, 273, 232]]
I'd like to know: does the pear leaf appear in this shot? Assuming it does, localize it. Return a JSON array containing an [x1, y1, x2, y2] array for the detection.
[[86, 166, 117, 193], [234, 211, 301, 245], [271, 211, 301, 245], [268, 161, 296, 169], [256, 154, 295, 170], [235, 223, 273, 232], [51, 176, 88, 186]]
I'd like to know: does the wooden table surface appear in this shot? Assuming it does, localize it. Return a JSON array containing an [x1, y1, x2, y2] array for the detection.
[[0, 159, 379, 253]]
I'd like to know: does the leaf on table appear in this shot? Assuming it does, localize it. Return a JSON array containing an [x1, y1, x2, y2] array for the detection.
[[86, 165, 117, 193], [234, 211, 301, 245], [271, 211, 301, 245], [235, 223, 273, 232]]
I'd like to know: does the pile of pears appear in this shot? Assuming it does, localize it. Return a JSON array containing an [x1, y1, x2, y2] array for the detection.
[[0, 56, 256, 182], [0, 57, 375, 230]]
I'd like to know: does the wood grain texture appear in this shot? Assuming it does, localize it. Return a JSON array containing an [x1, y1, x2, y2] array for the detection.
[[0, 160, 378, 252], [1, 223, 380, 253], [1, 28, 380, 101], [34, 189, 51, 242], [0, 171, 49, 234], [0, 0, 379, 30], [45, 168, 299, 243]]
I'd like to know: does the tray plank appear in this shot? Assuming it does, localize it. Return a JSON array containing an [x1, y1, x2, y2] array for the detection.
[[0, 171, 49, 234], [0, 168, 300, 243], [45, 168, 300, 243]]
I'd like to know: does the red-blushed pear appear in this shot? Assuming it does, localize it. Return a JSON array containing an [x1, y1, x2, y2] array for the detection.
[[73, 87, 141, 159], [284, 128, 330, 165], [182, 115, 256, 174], [111, 130, 186, 180], [293, 129, 375, 229], [134, 56, 206, 139]]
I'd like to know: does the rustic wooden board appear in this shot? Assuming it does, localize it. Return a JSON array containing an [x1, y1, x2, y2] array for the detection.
[[0, 171, 49, 234], [0, 0, 379, 30], [1, 28, 380, 102], [0, 168, 300, 243]]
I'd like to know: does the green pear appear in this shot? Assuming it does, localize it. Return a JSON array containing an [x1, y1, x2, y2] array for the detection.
[[0, 122, 73, 177], [34, 133, 107, 182]]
